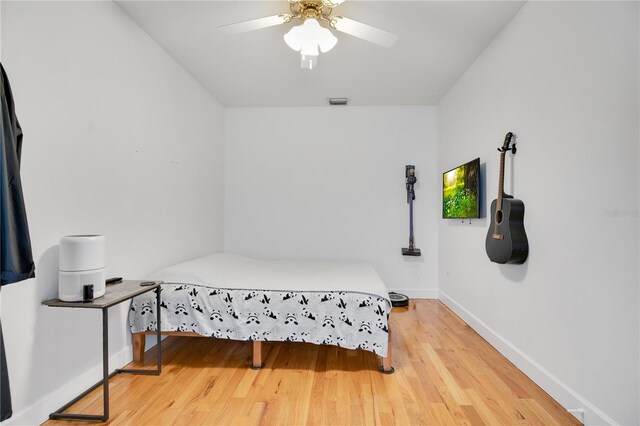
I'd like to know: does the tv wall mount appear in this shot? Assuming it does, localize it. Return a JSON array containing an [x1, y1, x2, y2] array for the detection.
[[402, 165, 421, 256]]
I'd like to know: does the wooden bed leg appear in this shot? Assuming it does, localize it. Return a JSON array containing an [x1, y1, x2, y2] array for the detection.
[[380, 330, 394, 374], [133, 333, 146, 363], [250, 340, 264, 370]]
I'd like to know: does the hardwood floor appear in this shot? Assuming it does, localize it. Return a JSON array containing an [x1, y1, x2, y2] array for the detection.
[[46, 300, 580, 425]]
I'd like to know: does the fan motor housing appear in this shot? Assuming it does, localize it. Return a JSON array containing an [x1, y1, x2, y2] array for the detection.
[[290, 1, 333, 20]]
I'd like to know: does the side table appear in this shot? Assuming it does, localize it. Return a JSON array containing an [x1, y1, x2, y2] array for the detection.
[[42, 280, 162, 422]]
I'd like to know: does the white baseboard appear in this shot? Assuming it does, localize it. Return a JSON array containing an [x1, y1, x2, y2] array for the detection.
[[388, 287, 438, 299], [438, 290, 617, 426], [4, 346, 133, 426]]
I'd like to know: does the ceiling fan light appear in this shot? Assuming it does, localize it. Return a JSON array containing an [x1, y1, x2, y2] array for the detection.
[[284, 17, 337, 54], [317, 28, 337, 53], [284, 26, 303, 51], [300, 43, 320, 57]]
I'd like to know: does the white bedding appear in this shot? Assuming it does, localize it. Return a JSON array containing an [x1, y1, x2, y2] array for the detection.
[[130, 253, 391, 356], [150, 253, 390, 302]]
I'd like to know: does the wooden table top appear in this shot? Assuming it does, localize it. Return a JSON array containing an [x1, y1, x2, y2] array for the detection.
[[42, 280, 161, 309]]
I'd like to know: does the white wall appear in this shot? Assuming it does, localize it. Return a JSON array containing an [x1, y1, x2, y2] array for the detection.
[[0, 1, 224, 424], [437, 2, 639, 425], [2, 1, 636, 424], [225, 107, 437, 298]]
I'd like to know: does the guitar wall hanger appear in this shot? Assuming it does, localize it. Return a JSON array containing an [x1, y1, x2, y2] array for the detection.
[[497, 134, 517, 155]]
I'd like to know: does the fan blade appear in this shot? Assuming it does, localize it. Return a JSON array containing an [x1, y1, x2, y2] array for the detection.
[[330, 16, 397, 48], [219, 14, 291, 35]]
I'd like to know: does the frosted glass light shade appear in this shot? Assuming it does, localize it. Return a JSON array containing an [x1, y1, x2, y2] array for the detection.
[[284, 18, 338, 55]]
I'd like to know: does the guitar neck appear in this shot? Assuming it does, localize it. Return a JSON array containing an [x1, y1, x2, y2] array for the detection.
[[497, 151, 506, 210]]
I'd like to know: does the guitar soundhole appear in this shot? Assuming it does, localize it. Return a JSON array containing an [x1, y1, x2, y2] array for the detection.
[[495, 210, 503, 225]]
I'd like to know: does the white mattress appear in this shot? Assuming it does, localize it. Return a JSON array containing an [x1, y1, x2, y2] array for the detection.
[[150, 253, 390, 302]]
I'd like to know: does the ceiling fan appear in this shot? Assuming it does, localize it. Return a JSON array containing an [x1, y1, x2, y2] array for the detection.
[[219, 0, 398, 70]]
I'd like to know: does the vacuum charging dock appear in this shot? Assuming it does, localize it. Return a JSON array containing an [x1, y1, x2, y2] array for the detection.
[[402, 247, 421, 256]]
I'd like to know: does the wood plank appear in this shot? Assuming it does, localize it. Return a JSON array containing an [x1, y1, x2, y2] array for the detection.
[[45, 300, 580, 426]]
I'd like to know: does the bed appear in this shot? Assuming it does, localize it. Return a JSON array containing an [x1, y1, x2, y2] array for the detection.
[[129, 253, 393, 372]]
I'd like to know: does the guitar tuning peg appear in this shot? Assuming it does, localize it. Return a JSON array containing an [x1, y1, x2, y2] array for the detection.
[[512, 145, 517, 154]]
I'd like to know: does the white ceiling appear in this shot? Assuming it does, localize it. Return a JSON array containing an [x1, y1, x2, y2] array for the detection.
[[116, 1, 525, 107]]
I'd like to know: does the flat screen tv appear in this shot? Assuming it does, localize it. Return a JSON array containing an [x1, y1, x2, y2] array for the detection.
[[443, 157, 480, 219]]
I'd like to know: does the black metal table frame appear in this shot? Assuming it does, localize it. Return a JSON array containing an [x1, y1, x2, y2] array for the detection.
[[48, 287, 161, 422]]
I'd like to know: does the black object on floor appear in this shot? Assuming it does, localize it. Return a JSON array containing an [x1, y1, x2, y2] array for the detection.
[[388, 292, 409, 307]]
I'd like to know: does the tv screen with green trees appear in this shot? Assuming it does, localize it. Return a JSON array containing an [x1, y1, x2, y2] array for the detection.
[[443, 158, 480, 219]]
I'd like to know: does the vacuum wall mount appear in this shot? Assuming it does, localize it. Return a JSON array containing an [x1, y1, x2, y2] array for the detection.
[[402, 165, 421, 256]]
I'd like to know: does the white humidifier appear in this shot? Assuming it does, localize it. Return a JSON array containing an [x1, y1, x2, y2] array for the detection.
[[58, 235, 106, 302]]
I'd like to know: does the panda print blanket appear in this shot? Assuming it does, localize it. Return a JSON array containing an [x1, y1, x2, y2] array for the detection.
[[129, 254, 392, 356]]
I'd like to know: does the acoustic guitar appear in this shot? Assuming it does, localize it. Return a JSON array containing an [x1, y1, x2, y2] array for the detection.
[[485, 132, 529, 264]]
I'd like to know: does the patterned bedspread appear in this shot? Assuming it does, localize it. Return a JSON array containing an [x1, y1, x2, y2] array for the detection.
[[129, 284, 391, 356]]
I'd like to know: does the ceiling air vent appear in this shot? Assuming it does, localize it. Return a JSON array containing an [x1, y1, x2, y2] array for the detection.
[[328, 97, 348, 106]]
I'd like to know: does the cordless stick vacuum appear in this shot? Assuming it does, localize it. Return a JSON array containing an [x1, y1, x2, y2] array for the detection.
[[402, 165, 421, 256]]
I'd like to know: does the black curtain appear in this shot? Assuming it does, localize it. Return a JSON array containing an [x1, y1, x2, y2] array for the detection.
[[1, 62, 36, 421], [0, 319, 11, 421]]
